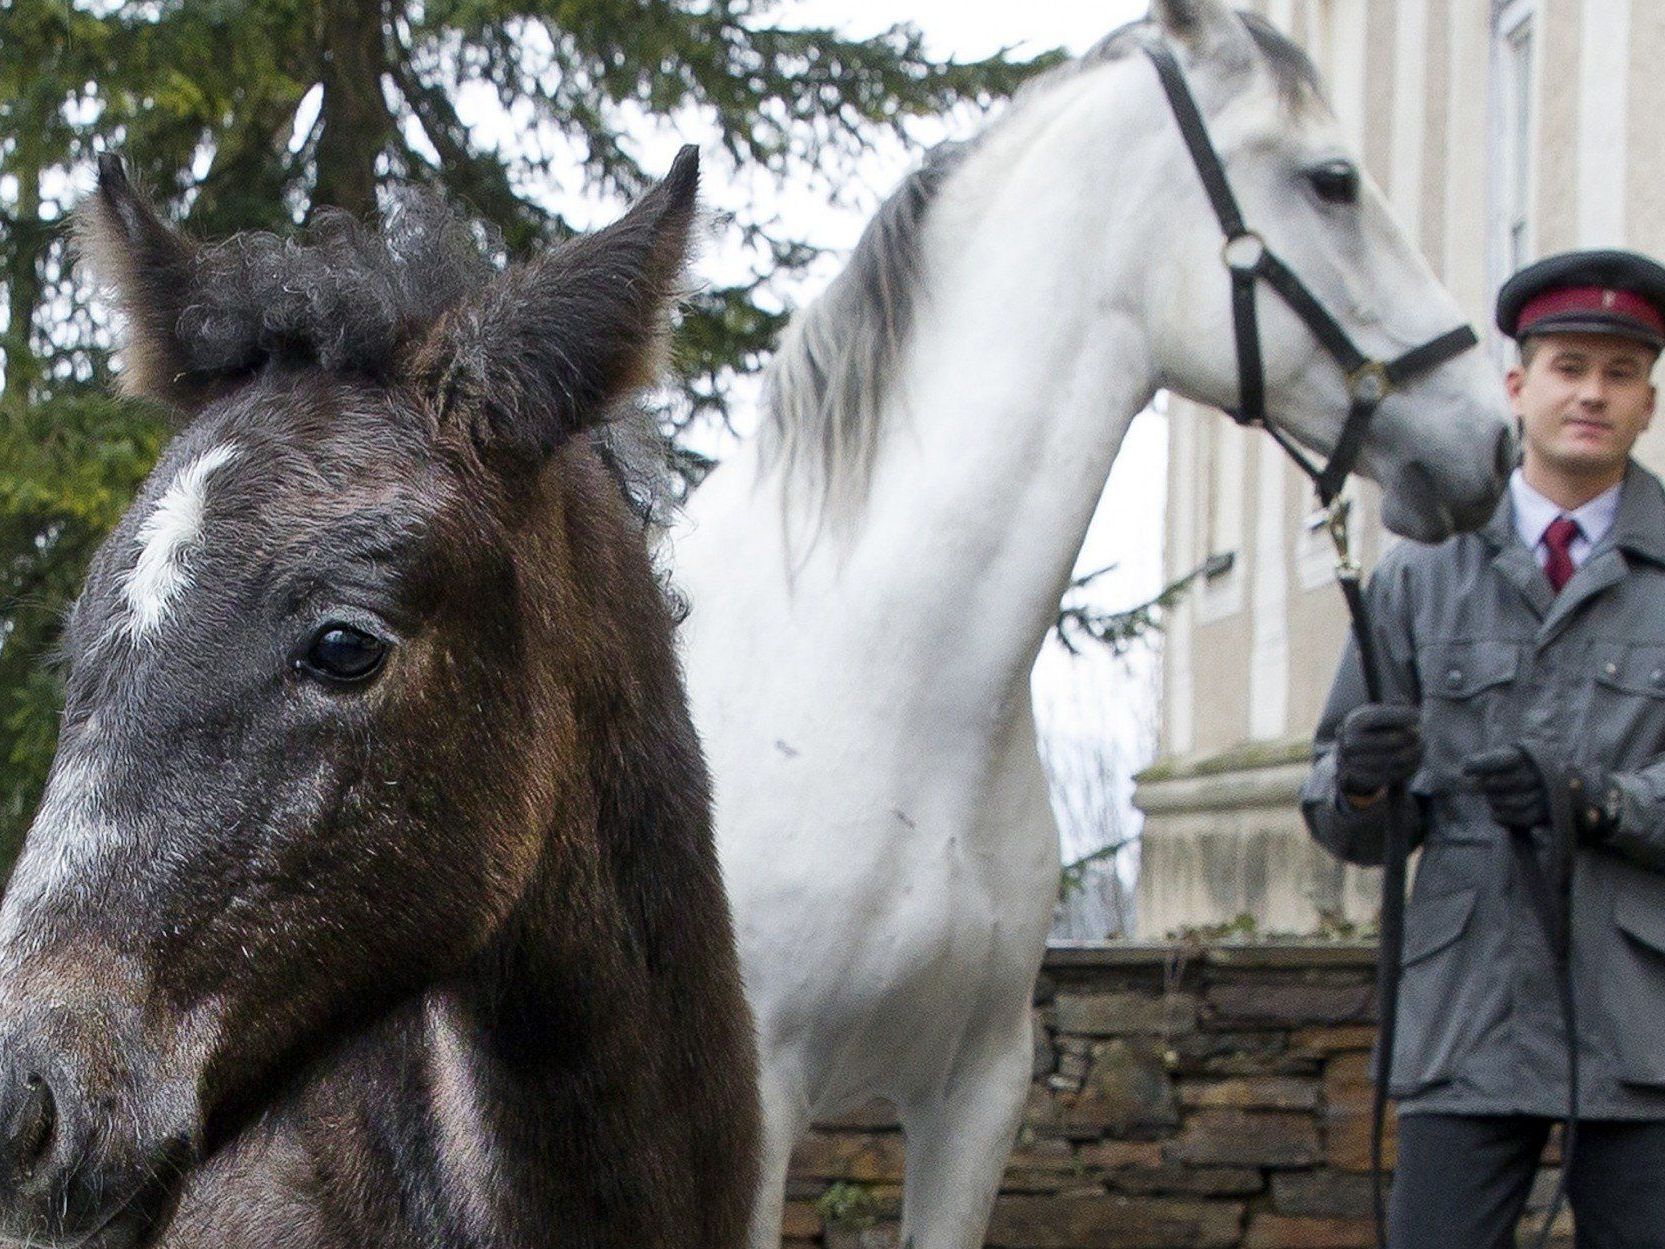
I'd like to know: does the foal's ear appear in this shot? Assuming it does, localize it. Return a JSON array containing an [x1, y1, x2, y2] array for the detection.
[[1151, 0, 1253, 63], [75, 154, 209, 411], [417, 146, 699, 466]]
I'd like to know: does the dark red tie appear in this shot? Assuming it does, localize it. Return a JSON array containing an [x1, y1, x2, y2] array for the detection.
[[1544, 515, 1579, 592]]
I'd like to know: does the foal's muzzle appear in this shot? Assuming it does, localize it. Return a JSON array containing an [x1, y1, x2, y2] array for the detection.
[[0, 1038, 90, 1239], [0, 1055, 58, 1194], [0, 1013, 194, 1247]]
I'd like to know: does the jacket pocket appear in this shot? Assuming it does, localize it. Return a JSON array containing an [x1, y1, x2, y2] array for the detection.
[[1589, 644, 1665, 771], [1593, 643, 1665, 699], [1418, 640, 1520, 780], [1403, 887, 1478, 966], [1608, 885, 1665, 1085], [1391, 888, 1481, 1094], [1614, 887, 1665, 957], [1424, 641, 1519, 700]]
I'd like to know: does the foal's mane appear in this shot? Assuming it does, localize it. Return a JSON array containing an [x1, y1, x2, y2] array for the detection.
[[126, 192, 677, 528], [754, 12, 1320, 522]]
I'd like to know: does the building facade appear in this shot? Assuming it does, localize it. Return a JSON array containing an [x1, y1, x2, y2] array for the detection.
[[1134, 0, 1665, 937]]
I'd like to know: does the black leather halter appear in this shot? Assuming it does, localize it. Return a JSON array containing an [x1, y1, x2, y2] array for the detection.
[[1144, 38, 1486, 1249], [1142, 39, 1478, 508]]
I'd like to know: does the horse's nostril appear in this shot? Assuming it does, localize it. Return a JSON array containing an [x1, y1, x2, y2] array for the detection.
[[7, 1074, 56, 1178], [1496, 423, 1520, 477]]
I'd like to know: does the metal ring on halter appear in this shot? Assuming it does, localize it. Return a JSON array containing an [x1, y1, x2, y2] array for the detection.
[[1221, 230, 1267, 273], [1347, 360, 1392, 407]]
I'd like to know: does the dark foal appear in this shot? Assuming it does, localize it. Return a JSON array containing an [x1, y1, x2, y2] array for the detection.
[[0, 151, 759, 1248]]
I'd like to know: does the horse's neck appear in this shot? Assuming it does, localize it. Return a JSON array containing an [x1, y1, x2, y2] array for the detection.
[[752, 153, 1161, 690], [851, 309, 1154, 655], [700, 69, 1171, 693]]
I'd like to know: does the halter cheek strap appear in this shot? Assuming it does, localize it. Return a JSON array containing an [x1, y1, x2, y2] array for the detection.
[[1142, 39, 1478, 508]]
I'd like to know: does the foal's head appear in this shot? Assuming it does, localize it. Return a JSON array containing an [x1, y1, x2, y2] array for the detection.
[[0, 150, 697, 1246]]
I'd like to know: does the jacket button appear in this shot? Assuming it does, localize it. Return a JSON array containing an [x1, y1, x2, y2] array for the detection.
[[1605, 661, 1619, 676], [1447, 669, 1463, 686]]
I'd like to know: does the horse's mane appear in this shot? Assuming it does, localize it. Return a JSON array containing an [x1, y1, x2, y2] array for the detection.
[[754, 139, 970, 521], [171, 193, 676, 529], [754, 12, 1321, 522]]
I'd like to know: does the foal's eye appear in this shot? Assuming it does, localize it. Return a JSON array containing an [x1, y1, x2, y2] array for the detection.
[[297, 625, 388, 686], [1307, 160, 1360, 205]]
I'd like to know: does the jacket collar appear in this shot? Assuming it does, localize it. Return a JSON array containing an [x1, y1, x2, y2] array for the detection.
[[1480, 460, 1665, 568], [1596, 462, 1665, 568]]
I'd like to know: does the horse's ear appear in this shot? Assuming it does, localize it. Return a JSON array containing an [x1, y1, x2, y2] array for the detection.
[[416, 145, 699, 467], [1150, 0, 1253, 62], [75, 154, 210, 412]]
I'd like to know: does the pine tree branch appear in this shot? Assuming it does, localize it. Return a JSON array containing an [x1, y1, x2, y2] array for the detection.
[[385, 43, 558, 248], [1053, 553, 1235, 657]]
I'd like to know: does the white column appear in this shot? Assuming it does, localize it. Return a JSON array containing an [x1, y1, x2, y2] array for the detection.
[[1248, 440, 1290, 740], [1443, 0, 1491, 322], [1390, 0, 1430, 238], [1167, 402, 1197, 756], [1576, 0, 1629, 245], [1327, 0, 1370, 150]]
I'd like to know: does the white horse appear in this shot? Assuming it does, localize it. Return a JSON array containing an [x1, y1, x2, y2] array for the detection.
[[670, 3, 1514, 1247]]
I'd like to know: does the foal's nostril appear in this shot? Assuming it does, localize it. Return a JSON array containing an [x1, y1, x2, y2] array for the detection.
[[4, 1074, 56, 1179]]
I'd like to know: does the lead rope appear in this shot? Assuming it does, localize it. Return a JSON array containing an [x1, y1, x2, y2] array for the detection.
[[1314, 501, 1405, 1249], [1514, 743, 1582, 1249]]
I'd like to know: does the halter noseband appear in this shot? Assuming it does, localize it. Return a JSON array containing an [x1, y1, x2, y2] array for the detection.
[[1142, 39, 1478, 509]]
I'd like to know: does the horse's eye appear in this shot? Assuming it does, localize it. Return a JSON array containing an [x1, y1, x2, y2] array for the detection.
[[1308, 160, 1360, 205], [298, 625, 388, 685]]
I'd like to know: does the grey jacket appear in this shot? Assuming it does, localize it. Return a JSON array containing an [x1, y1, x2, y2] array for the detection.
[[1303, 462, 1665, 1118]]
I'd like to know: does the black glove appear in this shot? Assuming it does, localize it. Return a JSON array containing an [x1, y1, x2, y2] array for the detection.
[[1462, 745, 1548, 831], [1335, 704, 1422, 797], [1567, 766, 1623, 845], [1463, 747, 1624, 843]]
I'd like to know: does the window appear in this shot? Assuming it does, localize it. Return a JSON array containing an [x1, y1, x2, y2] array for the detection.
[[1491, 1, 1537, 292]]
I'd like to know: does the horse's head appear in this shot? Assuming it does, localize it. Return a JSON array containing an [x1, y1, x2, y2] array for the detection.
[[0, 152, 697, 1246], [1139, 0, 1512, 539]]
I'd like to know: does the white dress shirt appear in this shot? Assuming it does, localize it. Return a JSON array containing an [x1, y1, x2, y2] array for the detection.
[[1509, 468, 1621, 574]]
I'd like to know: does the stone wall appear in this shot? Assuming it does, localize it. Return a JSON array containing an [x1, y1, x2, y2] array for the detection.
[[782, 942, 1571, 1249]]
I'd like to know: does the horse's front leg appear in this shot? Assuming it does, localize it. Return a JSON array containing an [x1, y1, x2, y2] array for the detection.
[[896, 1006, 1033, 1249], [744, 1047, 811, 1249]]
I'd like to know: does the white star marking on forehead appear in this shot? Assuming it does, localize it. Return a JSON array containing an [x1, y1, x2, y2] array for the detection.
[[122, 443, 240, 641]]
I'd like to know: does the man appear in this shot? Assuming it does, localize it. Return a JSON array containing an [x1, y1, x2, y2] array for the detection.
[[1303, 249, 1665, 1248]]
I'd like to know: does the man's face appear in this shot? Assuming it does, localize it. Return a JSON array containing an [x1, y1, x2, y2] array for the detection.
[[1507, 331, 1658, 479]]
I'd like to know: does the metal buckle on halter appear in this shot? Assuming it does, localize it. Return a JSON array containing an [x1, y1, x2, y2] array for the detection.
[[1221, 230, 1266, 273], [1306, 496, 1360, 580], [1346, 360, 1392, 406]]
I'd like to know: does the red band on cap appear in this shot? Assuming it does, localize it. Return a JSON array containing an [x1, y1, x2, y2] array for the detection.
[[1518, 285, 1665, 336]]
